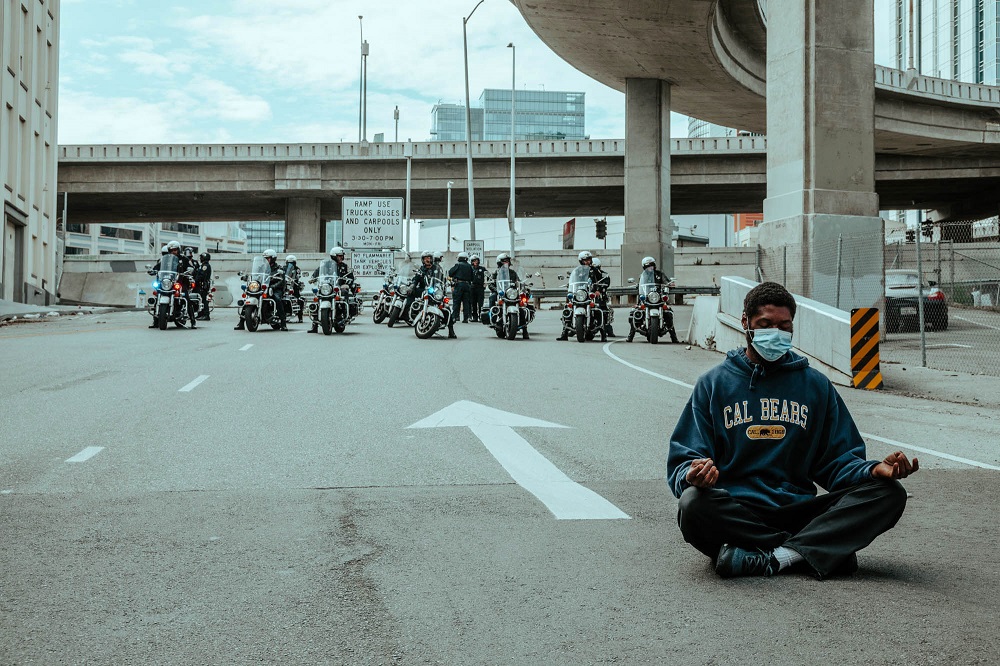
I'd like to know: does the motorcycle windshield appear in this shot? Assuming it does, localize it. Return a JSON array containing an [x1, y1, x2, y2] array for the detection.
[[157, 254, 179, 284], [639, 268, 659, 298], [317, 259, 337, 284], [425, 268, 447, 297], [496, 266, 513, 292], [248, 256, 272, 283], [568, 265, 592, 293]]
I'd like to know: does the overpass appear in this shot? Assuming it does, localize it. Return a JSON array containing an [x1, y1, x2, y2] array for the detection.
[[511, 0, 1000, 300], [58, 137, 1000, 229]]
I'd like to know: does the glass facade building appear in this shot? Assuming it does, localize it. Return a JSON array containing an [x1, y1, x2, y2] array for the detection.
[[429, 90, 585, 141], [894, 0, 1000, 85]]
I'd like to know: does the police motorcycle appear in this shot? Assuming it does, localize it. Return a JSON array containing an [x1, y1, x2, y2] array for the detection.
[[237, 256, 289, 332], [559, 265, 605, 342], [412, 265, 454, 339], [371, 269, 397, 324], [487, 265, 535, 340], [146, 253, 201, 330], [626, 268, 680, 344], [308, 258, 357, 335], [386, 272, 420, 327]]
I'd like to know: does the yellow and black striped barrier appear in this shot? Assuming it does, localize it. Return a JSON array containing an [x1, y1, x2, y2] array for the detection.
[[851, 308, 883, 390]]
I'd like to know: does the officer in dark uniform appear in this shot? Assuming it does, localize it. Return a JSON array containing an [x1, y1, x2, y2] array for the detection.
[[626, 256, 677, 342], [448, 252, 475, 323], [149, 241, 198, 328], [235, 248, 286, 331], [470, 254, 487, 323], [308, 246, 354, 333], [401, 250, 456, 338], [488, 253, 520, 308], [592, 256, 615, 337], [194, 252, 212, 320]]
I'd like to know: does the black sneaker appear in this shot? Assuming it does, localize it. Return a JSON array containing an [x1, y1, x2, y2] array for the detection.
[[715, 544, 778, 578], [234, 323, 244, 330], [556, 334, 568, 341]]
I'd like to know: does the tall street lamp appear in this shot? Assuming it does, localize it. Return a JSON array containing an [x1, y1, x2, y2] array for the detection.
[[394, 106, 400, 142], [446, 181, 454, 252], [507, 42, 516, 260], [358, 16, 364, 142], [463, 0, 485, 241]]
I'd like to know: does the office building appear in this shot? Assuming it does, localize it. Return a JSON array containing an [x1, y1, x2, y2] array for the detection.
[[429, 90, 585, 141], [2, 0, 59, 304], [894, 0, 1000, 85], [63, 221, 247, 256]]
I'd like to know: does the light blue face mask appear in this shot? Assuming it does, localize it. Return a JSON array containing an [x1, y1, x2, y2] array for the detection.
[[747, 328, 793, 362]]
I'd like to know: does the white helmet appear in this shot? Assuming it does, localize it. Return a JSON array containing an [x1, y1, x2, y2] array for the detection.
[[433, 251, 444, 263], [160, 245, 168, 255], [578, 250, 592, 264], [329, 246, 345, 258], [592, 257, 602, 268], [420, 250, 434, 262], [470, 254, 481, 262], [642, 256, 656, 269], [496, 253, 511, 266], [286, 255, 297, 263], [457, 252, 469, 261], [167, 241, 181, 251], [262, 248, 277, 259]]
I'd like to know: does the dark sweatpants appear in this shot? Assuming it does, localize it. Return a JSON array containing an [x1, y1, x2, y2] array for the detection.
[[677, 480, 908, 578]]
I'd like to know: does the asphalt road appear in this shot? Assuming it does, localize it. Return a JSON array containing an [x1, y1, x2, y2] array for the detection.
[[881, 305, 1000, 375], [2, 308, 999, 665]]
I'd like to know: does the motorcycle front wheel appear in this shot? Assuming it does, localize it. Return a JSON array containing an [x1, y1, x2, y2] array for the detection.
[[321, 308, 333, 335], [414, 314, 439, 339], [506, 312, 518, 340], [157, 302, 169, 330], [575, 314, 587, 343], [244, 305, 259, 332], [373, 303, 387, 324], [648, 322, 659, 345], [386, 305, 401, 327]]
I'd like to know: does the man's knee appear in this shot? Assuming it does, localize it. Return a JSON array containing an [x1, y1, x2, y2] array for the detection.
[[677, 486, 722, 530]]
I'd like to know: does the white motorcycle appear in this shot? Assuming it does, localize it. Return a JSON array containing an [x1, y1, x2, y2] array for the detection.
[[413, 267, 453, 339]]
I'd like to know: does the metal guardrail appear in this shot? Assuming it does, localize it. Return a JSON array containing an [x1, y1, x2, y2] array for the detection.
[[529, 285, 720, 307]]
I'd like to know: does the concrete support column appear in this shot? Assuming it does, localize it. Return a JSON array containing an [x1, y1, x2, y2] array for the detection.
[[284, 198, 322, 253], [621, 78, 673, 283], [762, 0, 882, 308]]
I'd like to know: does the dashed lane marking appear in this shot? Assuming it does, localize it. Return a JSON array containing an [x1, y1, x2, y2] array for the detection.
[[66, 446, 105, 463], [239, 344, 253, 351], [178, 375, 209, 392]]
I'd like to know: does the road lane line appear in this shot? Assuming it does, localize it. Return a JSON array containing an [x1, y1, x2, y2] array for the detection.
[[602, 341, 694, 389], [602, 342, 998, 471], [178, 375, 209, 392], [954, 315, 1000, 332], [66, 446, 105, 463], [239, 344, 253, 351]]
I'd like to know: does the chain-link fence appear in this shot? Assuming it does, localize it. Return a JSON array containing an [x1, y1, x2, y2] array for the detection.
[[754, 220, 1000, 377]]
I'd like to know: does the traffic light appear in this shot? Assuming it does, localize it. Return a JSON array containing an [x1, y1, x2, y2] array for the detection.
[[595, 218, 607, 240]]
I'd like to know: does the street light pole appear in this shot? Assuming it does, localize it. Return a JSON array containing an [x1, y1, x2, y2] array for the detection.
[[362, 39, 370, 142], [463, 0, 484, 241], [394, 106, 399, 142], [447, 181, 454, 252], [358, 16, 364, 142], [507, 42, 516, 260]]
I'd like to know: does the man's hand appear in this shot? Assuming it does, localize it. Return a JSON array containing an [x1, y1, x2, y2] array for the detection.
[[686, 458, 719, 489], [872, 451, 919, 480]]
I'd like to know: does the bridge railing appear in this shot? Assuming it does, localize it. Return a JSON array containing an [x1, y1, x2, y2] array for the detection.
[[874, 65, 1000, 108]]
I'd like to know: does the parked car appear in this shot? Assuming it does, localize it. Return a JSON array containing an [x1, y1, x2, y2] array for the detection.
[[883, 269, 948, 332]]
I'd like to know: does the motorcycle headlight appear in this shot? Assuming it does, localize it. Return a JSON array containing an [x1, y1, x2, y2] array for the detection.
[[400, 285, 410, 296], [505, 287, 518, 300], [647, 291, 661, 305], [319, 283, 334, 296], [161, 280, 173, 291], [248, 280, 261, 292], [574, 289, 588, 302]]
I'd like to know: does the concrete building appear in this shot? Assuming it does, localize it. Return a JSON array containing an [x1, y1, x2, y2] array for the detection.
[[430, 89, 585, 141], [1, 0, 59, 304], [895, 0, 1000, 84], [63, 221, 247, 256]]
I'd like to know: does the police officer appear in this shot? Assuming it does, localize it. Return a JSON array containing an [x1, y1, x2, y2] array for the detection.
[[283, 254, 304, 323], [470, 254, 487, 322], [400, 250, 456, 338], [448, 252, 474, 323], [194, 252, 212, 320], [592, 256, 615, 337], [149, 241, 197, 328]]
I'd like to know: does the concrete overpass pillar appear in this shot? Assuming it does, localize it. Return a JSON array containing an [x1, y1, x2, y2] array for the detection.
[[621, 78, 673, 284], [284, 197, 322, 253], [762, 0, 882, 308]]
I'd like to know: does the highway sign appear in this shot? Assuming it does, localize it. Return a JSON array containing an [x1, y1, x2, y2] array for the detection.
[[351, 251, 395, 278], [464, 240, 485, 259], [342, 197, 404, 250]]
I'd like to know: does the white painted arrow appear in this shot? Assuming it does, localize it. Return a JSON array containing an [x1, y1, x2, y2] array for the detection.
[[408, 400, 629, 520]]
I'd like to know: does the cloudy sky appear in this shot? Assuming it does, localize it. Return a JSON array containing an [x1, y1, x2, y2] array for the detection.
[[58, 0, 897, 146]]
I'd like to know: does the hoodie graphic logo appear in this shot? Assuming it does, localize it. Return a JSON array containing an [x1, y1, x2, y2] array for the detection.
[[746, 425, 786, 440]]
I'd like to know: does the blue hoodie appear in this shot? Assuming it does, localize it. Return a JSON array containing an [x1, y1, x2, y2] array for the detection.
[[666, 348, 878, 508]]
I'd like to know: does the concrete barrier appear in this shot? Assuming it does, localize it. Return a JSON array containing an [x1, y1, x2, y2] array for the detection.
[[688, 276, 856, 387]]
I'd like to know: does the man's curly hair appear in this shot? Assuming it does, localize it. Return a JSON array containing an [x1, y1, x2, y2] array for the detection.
[[743, 281, 797, 320]]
